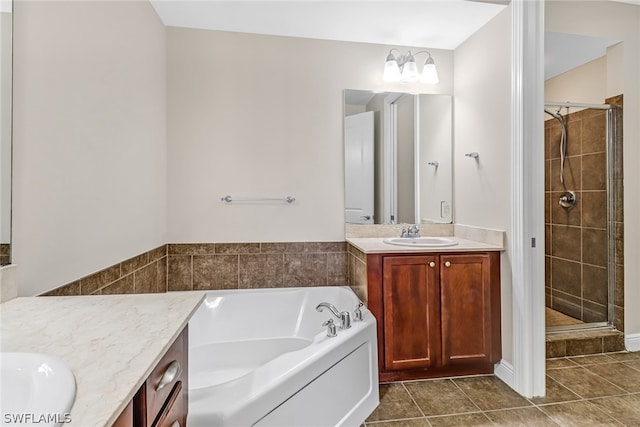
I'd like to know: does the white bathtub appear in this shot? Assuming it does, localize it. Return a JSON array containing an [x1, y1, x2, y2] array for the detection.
[[188, 286, 379, 427]]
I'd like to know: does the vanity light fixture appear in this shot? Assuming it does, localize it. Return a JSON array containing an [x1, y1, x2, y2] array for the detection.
[[383, 49, 439, 84]]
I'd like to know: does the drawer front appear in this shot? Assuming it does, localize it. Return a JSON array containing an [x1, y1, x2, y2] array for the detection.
[[152, 381, 186, 427], [146, 326, 188, 426]]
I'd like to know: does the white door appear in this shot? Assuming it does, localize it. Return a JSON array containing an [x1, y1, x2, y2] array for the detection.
[[344, 112, 374, 224]]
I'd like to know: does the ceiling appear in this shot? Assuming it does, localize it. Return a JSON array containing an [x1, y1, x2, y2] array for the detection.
[[149, 1, 507, 50], [149, 0, 636, 80]]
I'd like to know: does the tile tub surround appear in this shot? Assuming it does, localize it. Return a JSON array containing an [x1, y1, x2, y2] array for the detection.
[[0, 292, 205, 427], [167, 242, 349, 291], [42, 245, 168, 296], [544, 95, 624, 327], [363, 351, 640, 426], [0, 243, 10, 265]]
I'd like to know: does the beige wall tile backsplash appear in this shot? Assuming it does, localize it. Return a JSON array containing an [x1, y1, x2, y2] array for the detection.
[[43, 242, 351, 297]]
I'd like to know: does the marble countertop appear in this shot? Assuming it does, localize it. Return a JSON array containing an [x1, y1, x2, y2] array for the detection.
[[346, 236, 504, 254], [0, 292, 205, 427]]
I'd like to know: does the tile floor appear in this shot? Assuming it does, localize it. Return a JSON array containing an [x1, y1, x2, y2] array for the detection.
[[365, 352, 640, 426]]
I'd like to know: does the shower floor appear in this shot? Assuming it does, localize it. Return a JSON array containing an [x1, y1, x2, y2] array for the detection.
[[546, 307, 584, 327]]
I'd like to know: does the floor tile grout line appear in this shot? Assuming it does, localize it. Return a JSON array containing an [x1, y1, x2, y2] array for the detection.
[[364, 416, 426, 425], [448, 377, 492, 414], [547, 365, 628, 398], [400, 381, 428, 419], [579, 397, 629, 426], [580, 364, 634, 395]]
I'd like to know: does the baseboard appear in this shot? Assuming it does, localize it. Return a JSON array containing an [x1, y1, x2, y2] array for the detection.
[[494, 359, 515, 389], [625, 333, 640, 352]]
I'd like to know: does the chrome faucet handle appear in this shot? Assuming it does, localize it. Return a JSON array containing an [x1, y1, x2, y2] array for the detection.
[[354, 302, 364, 322], [322, 319, 337, 337], [408, 224, 420, 237], [340, 311, 351, 330], [400, 227, 408, 237]]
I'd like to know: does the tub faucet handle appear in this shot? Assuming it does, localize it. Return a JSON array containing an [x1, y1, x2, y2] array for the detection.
[[354, 302, 364, 322], [322, 319, 337, 337]]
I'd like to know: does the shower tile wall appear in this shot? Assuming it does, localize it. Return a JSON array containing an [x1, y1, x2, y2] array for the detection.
[[545, 95, 624, 328]]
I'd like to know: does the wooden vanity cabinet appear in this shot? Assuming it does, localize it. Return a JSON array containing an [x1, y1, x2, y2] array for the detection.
[[112, 326, 188, 427], [137, 325, 188, 427], [368, 251, 501, 382]]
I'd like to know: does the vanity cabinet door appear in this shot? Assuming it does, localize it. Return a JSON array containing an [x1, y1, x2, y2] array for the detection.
[[439, 253, 501, 368], [382, 255, 441, 371]]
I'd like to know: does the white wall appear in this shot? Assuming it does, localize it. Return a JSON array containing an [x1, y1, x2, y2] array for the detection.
[[454, 7, 513, 362], [546, 0, 640, 343], [12, 1, 167, 296], [166, 28, 453, 243]]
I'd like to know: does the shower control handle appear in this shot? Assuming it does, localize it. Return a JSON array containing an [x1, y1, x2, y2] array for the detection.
[[559, 191, 577, 209]]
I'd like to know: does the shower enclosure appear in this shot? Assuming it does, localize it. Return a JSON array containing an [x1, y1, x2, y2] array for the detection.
[[544, 99, 622, 333]]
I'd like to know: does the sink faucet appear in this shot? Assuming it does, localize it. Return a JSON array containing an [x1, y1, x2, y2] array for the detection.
[[401, 225, 420, 238], [316, 302, 351, 330]]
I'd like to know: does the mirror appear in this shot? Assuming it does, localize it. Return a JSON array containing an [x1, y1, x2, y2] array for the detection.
[[344, 90, 452, 225], [0, 0, 12, 266]]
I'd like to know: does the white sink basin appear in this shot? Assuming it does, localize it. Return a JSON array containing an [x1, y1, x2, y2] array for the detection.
[[0, 352, 76, 427], [382, 237, 459, 247]]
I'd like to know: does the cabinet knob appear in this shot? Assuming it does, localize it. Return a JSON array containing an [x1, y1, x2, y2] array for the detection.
[[156, 360, 181, 391], [429, 262, 436, 268], [445, 261, 451, 268], [171, 421, 181, 427]]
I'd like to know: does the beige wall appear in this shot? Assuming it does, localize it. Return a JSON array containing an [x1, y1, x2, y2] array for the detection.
[[545, 55, 607, 105], [1, 11, 11, 244], [166, 28, 453, 243], [12, 1, 167, 296], [546, 0, 640, 340], [454, 7, 513, 362]]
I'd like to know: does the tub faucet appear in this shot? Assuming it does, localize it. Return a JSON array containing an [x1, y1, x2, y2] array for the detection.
[[316, 302, 351, 330]]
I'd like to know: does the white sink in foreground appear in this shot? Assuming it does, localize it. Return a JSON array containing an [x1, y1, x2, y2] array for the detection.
[[382, 237, 459, 247], [0, 352, 76, 427]]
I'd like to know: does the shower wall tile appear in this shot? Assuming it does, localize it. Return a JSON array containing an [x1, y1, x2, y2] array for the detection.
[[545, 97, 624, 327], [581, 191, 607, 229], [615, 223, 624, 265], [582, 300, 607, 323], [582, 265, 608, 305], [582, 153, 607, 190], [552, 290, 582, 320], [550, 156, 581, 192], [551, 225, 581, 262], [551, 259, 582, 297], [582, 111, 606, 154], [582, 228, 607, 267]]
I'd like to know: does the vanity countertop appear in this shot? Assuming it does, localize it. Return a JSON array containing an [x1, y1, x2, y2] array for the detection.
[[346, 236, 504, 254], [0, 291, 205, 427]]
